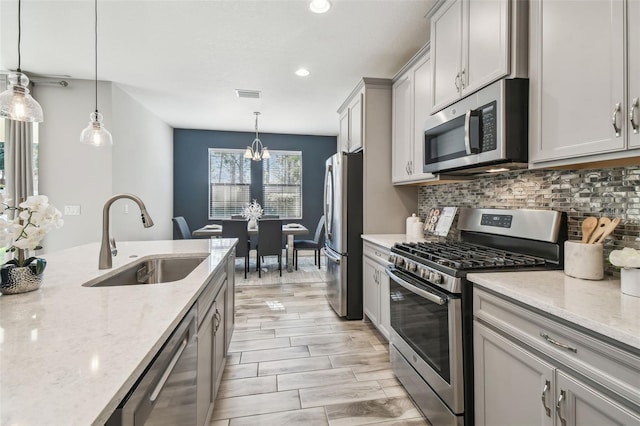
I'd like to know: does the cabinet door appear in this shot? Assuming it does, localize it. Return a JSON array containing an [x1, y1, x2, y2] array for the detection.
[[412, 54, 437, 182], [529, 0, 625, 163], [363, 256, 380, 325], [462, 0, 509, 96], [349, 93, 363, 152], [213, 284, 227, 397], [377, 265, 390, 341], [226, 255, 235, 352], [339, 108, 350, 152], [474, 322, 554, 426], [555, 370, 640, 426], [196, 306, 214, 426], [392, 74, 414, 183], [431, 0, 463, 112], [628, 0, 640, 149]]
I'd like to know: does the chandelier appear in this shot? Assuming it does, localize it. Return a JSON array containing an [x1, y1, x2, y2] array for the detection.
[[244, 112, 270, 161]]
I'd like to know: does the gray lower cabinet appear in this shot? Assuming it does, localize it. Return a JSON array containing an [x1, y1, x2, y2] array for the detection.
[[362, 241, 391, 340], [473, 287, 640, 426], [195, 254, 234, 426]]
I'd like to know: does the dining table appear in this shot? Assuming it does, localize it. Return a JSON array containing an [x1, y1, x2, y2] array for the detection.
[[191, 223, 310, 272]]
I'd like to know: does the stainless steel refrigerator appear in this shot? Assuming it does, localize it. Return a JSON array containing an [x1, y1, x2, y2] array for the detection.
[[323, 151, 363, 319]]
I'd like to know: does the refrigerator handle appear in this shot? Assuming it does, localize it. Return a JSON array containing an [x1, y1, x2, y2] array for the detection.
[[324, 164, 333, 240]]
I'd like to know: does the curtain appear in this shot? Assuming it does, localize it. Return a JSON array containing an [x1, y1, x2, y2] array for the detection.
[[5, 120, 34, 207]]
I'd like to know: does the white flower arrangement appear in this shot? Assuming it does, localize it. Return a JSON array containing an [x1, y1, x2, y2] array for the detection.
[[0, 194, 63, 267], [609, 247, 640, 269], [241, 199, 263, 221]]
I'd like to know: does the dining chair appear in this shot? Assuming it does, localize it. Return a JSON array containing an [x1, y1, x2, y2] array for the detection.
[[222, 220, 251, 279], [172, 216, 192, 240], [293, 216, 325, 270], [256, 219, 283, 277]]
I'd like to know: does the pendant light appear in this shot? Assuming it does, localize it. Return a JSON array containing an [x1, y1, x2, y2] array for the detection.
[[244, 112, 270, 161], [0, 0, 44, 123], [80, 0, 112, 147]]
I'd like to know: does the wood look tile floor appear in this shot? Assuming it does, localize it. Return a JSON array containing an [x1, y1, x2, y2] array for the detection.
[[211, 254, 429, 425]]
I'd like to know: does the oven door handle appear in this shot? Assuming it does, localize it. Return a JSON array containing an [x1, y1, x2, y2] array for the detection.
[[385, 268, 447, 305]]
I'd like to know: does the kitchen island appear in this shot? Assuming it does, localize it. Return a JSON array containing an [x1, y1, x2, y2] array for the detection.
[[0, 238, 236, 426]]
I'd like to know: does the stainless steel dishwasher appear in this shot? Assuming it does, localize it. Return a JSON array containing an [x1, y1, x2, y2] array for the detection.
[[106, 304, 198, 425]]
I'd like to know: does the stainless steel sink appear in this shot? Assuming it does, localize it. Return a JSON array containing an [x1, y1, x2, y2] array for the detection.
[[83, 255, 208, 287]]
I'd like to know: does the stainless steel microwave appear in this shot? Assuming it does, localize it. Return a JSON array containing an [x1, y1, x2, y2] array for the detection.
[[423, 78, 529, 175]]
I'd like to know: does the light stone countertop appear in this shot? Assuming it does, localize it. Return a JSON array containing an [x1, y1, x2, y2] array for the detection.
[[468, 270, 640, 352], [361, 234, 428, 249], [0, 238, 236, 426]]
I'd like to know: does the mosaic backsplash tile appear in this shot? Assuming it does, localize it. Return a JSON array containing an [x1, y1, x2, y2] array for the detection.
[[418, 165, 640, 276]]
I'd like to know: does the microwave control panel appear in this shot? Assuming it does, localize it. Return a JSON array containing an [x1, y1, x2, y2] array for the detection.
[[480, 101, 497, 152]]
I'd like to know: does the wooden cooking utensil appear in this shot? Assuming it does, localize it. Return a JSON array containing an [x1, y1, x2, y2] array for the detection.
[[581, 217, 598, 243], [595, 217, 621, 243], [587, 217, 612, 244]]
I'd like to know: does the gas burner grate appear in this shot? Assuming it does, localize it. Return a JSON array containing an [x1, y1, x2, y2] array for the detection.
[[392, 241, 546, 271]]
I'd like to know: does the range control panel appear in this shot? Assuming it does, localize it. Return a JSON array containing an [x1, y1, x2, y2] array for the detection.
[[480, 213, 513, 228]]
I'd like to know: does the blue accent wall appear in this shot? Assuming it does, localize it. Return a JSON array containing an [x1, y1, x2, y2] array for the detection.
[[173, 129, 337, 237]]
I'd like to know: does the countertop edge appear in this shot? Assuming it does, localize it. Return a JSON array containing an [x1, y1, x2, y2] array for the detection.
[[468, 271, 640, 353]]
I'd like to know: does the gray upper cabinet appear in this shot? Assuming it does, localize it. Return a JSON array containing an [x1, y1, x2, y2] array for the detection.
[[529, 0, 628, 166], [429, 0, 520, 113], [392, 44, 438, 184], [337, 91, 364, 153]]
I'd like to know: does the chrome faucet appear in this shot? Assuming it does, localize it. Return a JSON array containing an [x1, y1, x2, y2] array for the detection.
[[99, 194, 154, 269]]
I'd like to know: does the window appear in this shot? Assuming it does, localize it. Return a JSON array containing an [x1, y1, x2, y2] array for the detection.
[[263, 150, 302, 219], [208, 149, 251, 219]]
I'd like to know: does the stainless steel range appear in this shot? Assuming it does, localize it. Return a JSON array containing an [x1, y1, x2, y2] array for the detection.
[[386, 208, 567, 426]]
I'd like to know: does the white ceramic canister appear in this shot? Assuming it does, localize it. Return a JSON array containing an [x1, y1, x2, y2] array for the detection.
[[564, 240, 603, 280], [621, 268, 640, 297], [410, 221, 424, 240], [406, 213, 419, 236]]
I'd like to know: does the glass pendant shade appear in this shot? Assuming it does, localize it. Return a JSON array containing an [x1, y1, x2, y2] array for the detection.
[[80, 112, 113, 147], [0, 72, 44, 122]]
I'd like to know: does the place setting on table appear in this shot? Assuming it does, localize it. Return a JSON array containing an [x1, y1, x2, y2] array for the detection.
[[191, 201, 310, 273]]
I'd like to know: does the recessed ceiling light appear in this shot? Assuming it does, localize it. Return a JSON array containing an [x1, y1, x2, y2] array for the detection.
[[309, 0, 331, 14], [295, 68, 310, 77]]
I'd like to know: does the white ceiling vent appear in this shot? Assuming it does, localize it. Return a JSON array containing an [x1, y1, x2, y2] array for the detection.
[[235, 89, 261, 99]]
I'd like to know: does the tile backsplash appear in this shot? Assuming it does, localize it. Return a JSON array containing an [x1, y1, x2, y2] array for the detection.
[[418, 165, 640, 276]]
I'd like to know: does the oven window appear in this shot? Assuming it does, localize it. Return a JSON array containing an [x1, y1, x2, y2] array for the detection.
[[390, 280, 451, 383]]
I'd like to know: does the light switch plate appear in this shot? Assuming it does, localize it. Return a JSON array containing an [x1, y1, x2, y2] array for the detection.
[[64, 205, 81, 216]]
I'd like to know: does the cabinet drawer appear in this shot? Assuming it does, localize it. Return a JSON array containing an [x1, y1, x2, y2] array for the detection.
[[474, 287, 640, 407], [197, 266, 226, 328], [363, 242, 391, 266]]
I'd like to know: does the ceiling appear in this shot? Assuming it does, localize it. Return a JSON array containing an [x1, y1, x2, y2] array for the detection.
[[0, 0, 432, 136]]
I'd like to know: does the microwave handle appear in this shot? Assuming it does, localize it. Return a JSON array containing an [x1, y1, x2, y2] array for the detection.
[[464, 110, 481, 155]]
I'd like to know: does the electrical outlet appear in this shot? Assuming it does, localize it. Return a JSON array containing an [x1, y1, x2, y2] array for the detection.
[[63, 205, 81, 216]]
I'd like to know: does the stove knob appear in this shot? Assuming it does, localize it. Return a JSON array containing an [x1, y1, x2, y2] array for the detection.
[[420, 268, 429, 279], [408, 262, 417, 272], [395, 257, 405, 267], [430, 272, 443, 284], [388, 255, 396, 264]]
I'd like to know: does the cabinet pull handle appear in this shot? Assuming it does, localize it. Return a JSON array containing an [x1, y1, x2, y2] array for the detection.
[[540, 332, 577, 353], [541, 380, 551, 417], [454, 72, 460, 92], [460, 69, 466, 89], [631, 98, 639, 134], [556, 390, 567, 426], [405, 162, 410, 175], [612, 103, 622, 137]]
